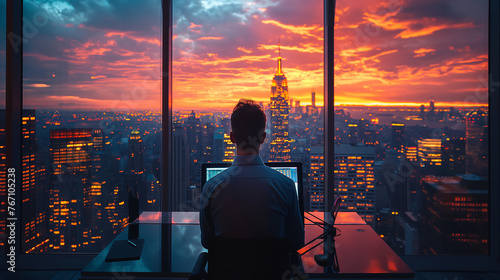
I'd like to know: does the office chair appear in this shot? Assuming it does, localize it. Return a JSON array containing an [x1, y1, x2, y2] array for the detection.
[[189, 237, 305, 280]]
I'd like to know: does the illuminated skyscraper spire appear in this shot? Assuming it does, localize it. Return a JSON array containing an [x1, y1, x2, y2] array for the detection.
[[269, 41, 291, 162]]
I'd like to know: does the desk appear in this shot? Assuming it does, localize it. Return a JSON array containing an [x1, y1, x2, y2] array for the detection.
[[80, 212, 413, 279]]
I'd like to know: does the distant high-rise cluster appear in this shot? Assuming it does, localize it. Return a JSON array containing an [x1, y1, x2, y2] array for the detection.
[[0, 81, 490, 257]]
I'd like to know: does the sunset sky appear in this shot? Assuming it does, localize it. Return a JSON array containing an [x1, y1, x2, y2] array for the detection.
[[2, 0, 489, 110]]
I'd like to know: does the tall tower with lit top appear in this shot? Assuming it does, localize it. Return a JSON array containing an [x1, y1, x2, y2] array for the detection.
[[269, 42, 291, 162]]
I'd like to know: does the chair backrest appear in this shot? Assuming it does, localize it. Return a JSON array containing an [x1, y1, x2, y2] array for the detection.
[[208, 237, 292, 280]]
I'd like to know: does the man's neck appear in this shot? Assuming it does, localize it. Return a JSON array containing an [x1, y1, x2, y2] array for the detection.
[[236, 150, 260, 156], [235, 145, 260, 156]]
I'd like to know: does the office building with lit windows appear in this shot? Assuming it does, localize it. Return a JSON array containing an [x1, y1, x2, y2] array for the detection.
[[421, 175, 488, 254], [22, 110, 49, 253], [222, 133, 235, 162], [269, 49, 291, 162], [128, 130, 144, 175], [391, 122, 405, 154], [171, 121, 189, 211], [309, 145, 324, 211], [49, 129, 93, 252], [405, 146, 418, 163], [465, 109, 488, 178], [418, 138, 442, 173], [334, 144, 376, 225]]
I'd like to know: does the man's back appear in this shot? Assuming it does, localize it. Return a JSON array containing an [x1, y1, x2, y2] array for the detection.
[[200, 155, 304, 250]]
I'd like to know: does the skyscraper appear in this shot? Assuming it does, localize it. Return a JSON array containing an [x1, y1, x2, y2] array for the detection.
[[309, 145, 324, 211], [223, 133, 235, 162], [269, 47, 291, 162], [420, 175, 488, 254], [21, 110, 49, 253], [391, 122, 405, 154], [418, 138, 442, 174], [171, 121, 189, 210], [49, 129, 93, 252], [128, 130, 144, 175], [334, 144, 376, 225], [465, 109, 488, 178]]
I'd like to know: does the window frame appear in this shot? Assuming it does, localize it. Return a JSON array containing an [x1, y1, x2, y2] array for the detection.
[[2, 0, 499, 272]]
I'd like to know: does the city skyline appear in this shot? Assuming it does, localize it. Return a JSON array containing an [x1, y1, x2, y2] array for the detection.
[[0, 0, 488, 110]]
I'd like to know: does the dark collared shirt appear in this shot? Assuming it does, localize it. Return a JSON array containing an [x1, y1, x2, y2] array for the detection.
[[200, 155, 304, 250]]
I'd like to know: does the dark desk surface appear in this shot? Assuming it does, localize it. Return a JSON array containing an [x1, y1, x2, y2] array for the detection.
[[80, 212, 413, 279]]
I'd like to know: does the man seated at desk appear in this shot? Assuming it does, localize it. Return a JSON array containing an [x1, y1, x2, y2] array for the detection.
[[200, 99, 304, 251]]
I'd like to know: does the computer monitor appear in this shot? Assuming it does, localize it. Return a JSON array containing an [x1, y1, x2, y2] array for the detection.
[[201, 162, 304, 220]]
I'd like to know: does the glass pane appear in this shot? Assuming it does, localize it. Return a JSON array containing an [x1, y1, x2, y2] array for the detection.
[[172, 0, 324, 211], [0, 0, 6, 251], [22, 0, 161, 253], [334, 0, 489, 255]]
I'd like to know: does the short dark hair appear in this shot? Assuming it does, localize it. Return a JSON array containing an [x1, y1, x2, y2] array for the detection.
[[231, 99, 266, 149]]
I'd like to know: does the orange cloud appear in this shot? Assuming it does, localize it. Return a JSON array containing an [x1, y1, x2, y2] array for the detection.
[[363, 11, 475, 39], [105, 31, 161, 46], [258, 43, 322, 54], [261, 20, 323, 37], [26, 84, 51, 88], [414, 48, 436, 58], [398, 22, 475, 39], [198, 37, 223, 41], [237, 47, 252, 53]]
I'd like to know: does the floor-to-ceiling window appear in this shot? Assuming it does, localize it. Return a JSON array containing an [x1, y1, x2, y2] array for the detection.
[[21, 0, 162, 253], [333, 0, 489, 255], [171, 0, 325, 212]]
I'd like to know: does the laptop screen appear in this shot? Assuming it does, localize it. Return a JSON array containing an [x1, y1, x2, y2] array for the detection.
[[201, 162, 304, 219]]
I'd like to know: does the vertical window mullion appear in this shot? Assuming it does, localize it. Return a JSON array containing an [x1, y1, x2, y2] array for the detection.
[[324, 0, 336, 212]]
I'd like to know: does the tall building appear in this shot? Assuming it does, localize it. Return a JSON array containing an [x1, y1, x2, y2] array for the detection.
[[128, 130, 144, 175], [309, 145, 324, 211], [359, 118, 377, 146], [202, 123, 215, 163], [391, 122, 405, 154], [465, 109, 488, 178], [88, 128, 127, 249], [269, 47, 291, 162], [348, 123, 358, 145], [418, 138, 442, 174], [186, 111, 202, 185], [223, 133, 235, 162], [49, 129, 93, 252], [405, 146, 418, 163], [420, 175, 488, 254], [21, 110, 49, 253], [213, 128, 224, 163], [171, 121, 189, 211], [0, 110, 49, 252], [442, 138, 466, 175], [334, 144, 376, 225]]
